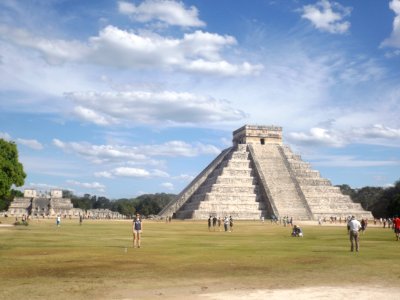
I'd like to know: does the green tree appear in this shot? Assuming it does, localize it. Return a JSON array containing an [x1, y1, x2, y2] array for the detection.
[[0, 189, 23, 211], [0, 139, 26, 210]]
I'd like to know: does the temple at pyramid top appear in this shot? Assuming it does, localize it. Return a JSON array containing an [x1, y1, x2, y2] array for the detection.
[[233, 125, 283, 146], [159, 125, 373, 221]]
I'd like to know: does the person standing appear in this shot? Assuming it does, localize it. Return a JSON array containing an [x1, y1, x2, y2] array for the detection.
[[56, 215, 61, 227], [224, 216, 229, 232], [133, 213, 143, 248], [212, 216, 217, 231], [393, 216, 400, 241], [79, 214, 83, 226], [347, 216, 362, 252], [208, 216, 212, 231], [229, 216, 234, 232]]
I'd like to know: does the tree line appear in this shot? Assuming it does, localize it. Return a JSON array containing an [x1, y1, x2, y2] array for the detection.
[[336, 179, 400, 218], [63, 190, 176, 217]]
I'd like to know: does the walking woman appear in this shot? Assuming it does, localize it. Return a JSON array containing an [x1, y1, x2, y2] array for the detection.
[[133, 213, 143, 248]]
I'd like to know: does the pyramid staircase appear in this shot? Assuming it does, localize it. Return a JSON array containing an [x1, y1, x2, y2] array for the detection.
[[159, 125, 373, 220]]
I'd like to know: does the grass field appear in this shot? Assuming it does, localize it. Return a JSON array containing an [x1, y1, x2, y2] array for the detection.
[[0, 217, 399, 299]]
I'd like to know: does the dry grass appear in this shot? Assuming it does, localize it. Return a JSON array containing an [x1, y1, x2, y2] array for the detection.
[[0, 218, 399, 299]]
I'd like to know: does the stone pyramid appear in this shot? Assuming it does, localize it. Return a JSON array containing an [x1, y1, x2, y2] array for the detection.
[[159, 125, 373, 220]]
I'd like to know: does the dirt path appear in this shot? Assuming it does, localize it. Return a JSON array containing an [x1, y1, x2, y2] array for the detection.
[[199, 285, 400, 299], [107, 284, 400, 299]]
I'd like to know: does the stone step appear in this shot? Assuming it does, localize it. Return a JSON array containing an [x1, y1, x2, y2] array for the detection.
[[226, 161, 252, 168], [221, 169, 254, 177], [214, 177, 257, 185], [301, 186, 341, 193], [196, 185, 257, 194], [297, 178, 331, 186], [189, 193, 260, 203]]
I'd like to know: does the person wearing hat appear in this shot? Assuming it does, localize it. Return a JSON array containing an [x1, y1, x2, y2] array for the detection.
[[347, 216, 362, 252]]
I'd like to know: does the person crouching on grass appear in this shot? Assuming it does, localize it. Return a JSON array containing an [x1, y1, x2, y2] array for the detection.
[[133, 213, 142, 248]]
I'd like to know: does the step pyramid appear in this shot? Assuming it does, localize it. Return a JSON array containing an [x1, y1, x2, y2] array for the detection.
[[159, 125, 373, 220]]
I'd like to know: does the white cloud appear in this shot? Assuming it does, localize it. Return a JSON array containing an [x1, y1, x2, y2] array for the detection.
[[338, 58, 385, 84], [27, 182, 60, 190], [118, 0, 205, 27], [0, 132, 43, 150], [381, 0, 400, 48], [140, 140, 221, 157], [73, 106, 117, 126], [288, 127, 346, 147], [66, 179, 106, 192], [52, 138, 148, 164], [96, 167, 170, 178], [66, 90, 247, 126], [112, 167, 150, 178], [0, 132, 11, 140], [353, 124, 400, 139], [182, 60, 263, 76], [0, 24, 261, 76], [308, 155, 400, 168], [87, 26, 259, 75], [52, 139, 221, 165], [94, 171, 114, 179], [16, 138, 43, 150], [161, 182, 174, 190], [173, 174, 194, 181], [288, 124, 400, 149], [0, 25, 88, 64], [301, 0, 351, 34]]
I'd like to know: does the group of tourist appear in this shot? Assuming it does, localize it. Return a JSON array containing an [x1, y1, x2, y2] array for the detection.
[[208, 215, 234, 232], [129, 213, 400, 250], [347, 215, 400, 252]]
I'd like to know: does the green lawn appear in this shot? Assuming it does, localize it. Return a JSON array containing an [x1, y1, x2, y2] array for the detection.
[[0, 218, 399, 299]]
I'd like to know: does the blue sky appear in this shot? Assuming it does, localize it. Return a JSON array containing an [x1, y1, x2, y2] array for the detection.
[[1, 0, 400, 198]]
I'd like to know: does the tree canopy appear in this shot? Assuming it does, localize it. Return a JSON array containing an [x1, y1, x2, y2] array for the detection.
[[64, 191, 176, 217], [0, 139, 26, 203], [337, 179, 400, 218]]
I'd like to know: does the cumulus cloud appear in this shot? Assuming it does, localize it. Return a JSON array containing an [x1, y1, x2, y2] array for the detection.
[[118, 0, 205, 27], [161, 182, 174, 190], [52, 139, 221, 164], [16, 138, 44, 150], [52, 138, 148, 164], [0, 132, 43, 150], [353, 124, 400, 139], [307, 154, 400, 168], [73, 106, 117, 126], [0, 24, 261, 76], [381, 0, 400, 48], [0, 25, 88, 64], [95, 167, 170, 178], [173, 174, 194, 181], [66, 180, 106, 192], [66, 90, 247, 126], [0, 132, 12, 140], [94, 171, 114, 179], [288, 127, 346, 147], [87, 26, 260, 75], [301, 0, 351, 34], [27, 182, 60, 190], [288, 124, 400, 148]]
